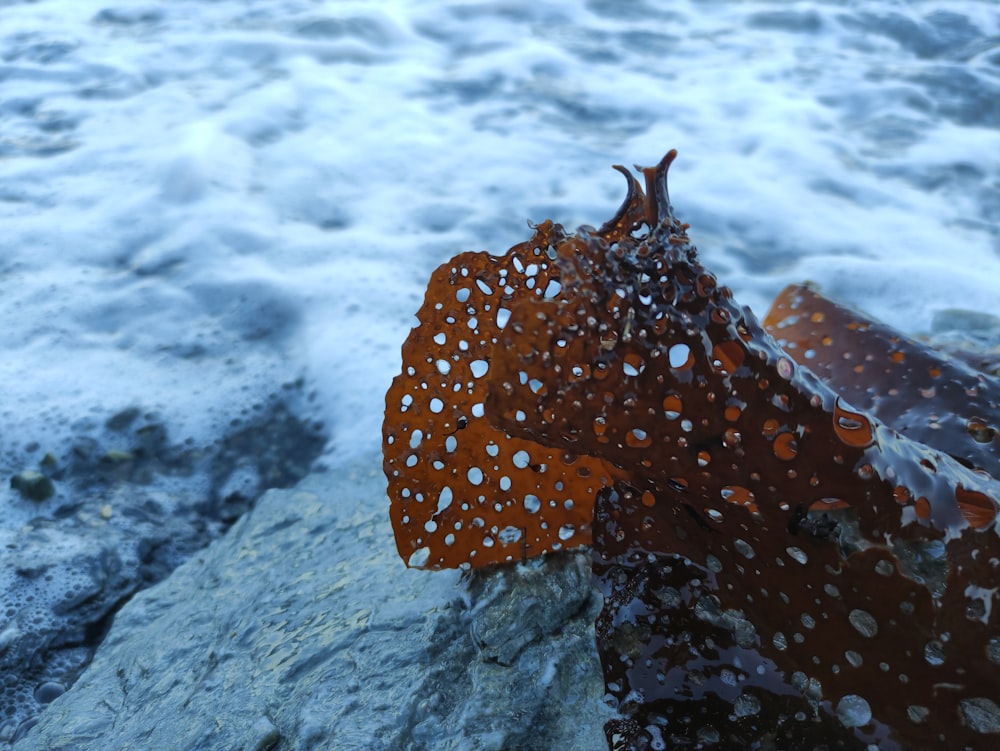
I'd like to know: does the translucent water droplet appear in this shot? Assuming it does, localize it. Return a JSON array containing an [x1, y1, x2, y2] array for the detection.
[[786, 546, 808, 564], [429, 398, 444, 413], [467, 467, 484, 485], [662, 394, 682, 420], [848, 609, 878, 638], [498, 526, 522, 544], [734, 538, 755, 559], [924, 640, 945, 666], [987, 637, 1000, 664], [907, 705, 929, 724], [407, 547, 431, 567], [523, 494, 541, 513], [772, 632, 787, 651], [845, 650, 863, 668], [836, 695, 872, 728], [437, 487, 453, 513], [470, 360, 489, 378], [512, 450, 530, 469], [733, 693, 761, 717], [960, 698, 1000, 734], [668, 343, 691, 368], [558, 524, 575, 541]]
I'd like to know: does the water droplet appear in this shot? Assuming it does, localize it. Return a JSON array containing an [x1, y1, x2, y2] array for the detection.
[[33, 681, 65, 705], [832, 398, 875, 448], [924, 639, 945, 666], [593, 416, 608, 436], [626, 428, 651, 448], [848, 609, 878, 638], [907, 705, 929, 724], [786, 546, 808, 565], [836, 694, 872, 728], [668, 343, 692, 369], [408, 547, 431, 567], [845, 650, 863, 668], [734, 538, 755, 559], [773, 432, 798, 461], [721, 485, 755, 507], [429, 398, 445, 413], [523, 494, 541, 513], [733, 693, 761, 717], [467, 467, 484, 485], [558, 524, 575, 541], [498, 526, 522, 544], [874, 559, 894, 577], [623, 353, 645, 377], [512, 450, 530, 469], [772, 632, 787, 651], [987, 637, 1000, 664], [662, 394, 682, 419], [706, 554, 723, 573], [960, 697, 1000, 734], [437, 487, 453, 513], [967, 418, 996, 444]]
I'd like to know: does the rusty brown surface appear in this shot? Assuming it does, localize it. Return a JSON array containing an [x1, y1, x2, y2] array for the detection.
[[383, 153, 1000, 748]]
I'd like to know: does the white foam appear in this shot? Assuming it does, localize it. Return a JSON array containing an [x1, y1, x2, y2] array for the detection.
[[1, 0, 997, 485]]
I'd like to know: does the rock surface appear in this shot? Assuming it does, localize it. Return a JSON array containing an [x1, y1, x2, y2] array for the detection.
[[1, 391, 327, 745], [12, 453, 610, 751]]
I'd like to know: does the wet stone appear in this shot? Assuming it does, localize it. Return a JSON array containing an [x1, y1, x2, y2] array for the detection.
[[10, 456, 609, 751]]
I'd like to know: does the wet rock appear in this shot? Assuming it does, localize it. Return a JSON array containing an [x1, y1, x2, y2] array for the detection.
[[12, 454, 609, 751], [1, 388, 327, 747]]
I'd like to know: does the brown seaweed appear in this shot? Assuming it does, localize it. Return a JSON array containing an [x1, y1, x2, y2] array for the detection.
[[764, 283, 1000, 479], [383, 240, 622, 569], [383, 152, 1000, 748]]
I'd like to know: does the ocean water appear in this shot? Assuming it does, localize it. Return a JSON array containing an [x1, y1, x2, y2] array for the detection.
[[3, 0, 999, 481]]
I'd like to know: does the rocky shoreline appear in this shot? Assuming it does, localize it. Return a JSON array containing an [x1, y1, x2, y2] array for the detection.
[[11, 453, 610, 751]]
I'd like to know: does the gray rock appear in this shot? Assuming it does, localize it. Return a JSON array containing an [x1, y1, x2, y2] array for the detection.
[[13, 454, 611, 751], [0, 391, 327, 745]]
